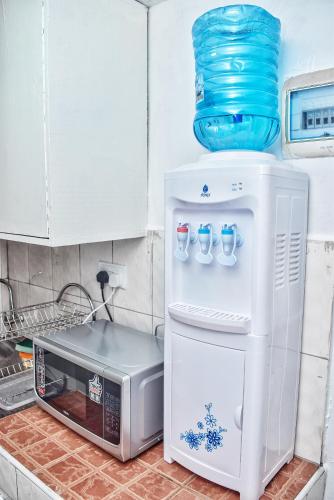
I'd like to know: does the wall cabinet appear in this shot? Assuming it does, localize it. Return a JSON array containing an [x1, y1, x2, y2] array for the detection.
[[0, 0, 147, 246]]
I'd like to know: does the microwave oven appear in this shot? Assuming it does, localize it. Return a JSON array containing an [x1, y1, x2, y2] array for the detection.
[[33, 320, 164, 461]]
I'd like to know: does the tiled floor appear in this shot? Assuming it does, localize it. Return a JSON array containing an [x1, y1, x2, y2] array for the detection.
[[0, 406, 317, 499]]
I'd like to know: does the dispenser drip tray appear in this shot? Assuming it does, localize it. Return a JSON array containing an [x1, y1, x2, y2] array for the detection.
[[168, 302, 251, 334]]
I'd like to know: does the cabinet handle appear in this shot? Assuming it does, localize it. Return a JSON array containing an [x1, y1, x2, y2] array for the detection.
[[234, 405, 243, 430]]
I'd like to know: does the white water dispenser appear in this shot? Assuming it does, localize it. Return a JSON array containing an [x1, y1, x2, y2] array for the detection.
[[164, 151, 308, 500]]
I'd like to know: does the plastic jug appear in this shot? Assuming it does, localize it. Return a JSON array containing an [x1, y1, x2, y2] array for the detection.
[[192, 5, 281, 151]]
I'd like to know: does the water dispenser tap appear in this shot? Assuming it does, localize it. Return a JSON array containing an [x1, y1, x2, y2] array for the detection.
[[217, 224, 242, 267], [195, 224, 217, 265], [175, 223, 196, 261]]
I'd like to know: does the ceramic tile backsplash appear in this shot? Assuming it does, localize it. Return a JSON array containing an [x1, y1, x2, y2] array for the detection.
[[79, 241, 113, 302], [113, 306, 153, 334], [113, 235, 153, 315], [1, 232, 333, 465], [28, 245, 52, 290], [153, 230, 164, 319], [51, 246, 80, 293], [8, 241, 29, 283]]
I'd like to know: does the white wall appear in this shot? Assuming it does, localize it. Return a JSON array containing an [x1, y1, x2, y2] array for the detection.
[[148, 0, 334, 228], [148, 0, 334, 464]]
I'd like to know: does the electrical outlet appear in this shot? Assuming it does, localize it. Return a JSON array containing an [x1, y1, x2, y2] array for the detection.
[[97, 261, 127, 289]]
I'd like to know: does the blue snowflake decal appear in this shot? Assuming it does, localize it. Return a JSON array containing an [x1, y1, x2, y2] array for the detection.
[[180, 403, 227, 453]]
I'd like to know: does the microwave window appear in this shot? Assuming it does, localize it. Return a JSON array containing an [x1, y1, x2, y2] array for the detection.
[[35, 346, 121, 444]]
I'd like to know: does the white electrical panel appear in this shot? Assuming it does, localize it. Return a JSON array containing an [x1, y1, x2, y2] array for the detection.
[[282, 68, 334, 158]]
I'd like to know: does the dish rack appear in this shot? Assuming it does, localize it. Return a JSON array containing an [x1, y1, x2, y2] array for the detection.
[[0, 282, 96, 342], [0, 361, 35, 414], [0, 281, 96, 416]]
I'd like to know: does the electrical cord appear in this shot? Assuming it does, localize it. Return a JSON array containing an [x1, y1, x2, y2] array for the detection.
[[101, 286, 113, 322], [94, 270, 114, 322], [83, 289, 115, 324]]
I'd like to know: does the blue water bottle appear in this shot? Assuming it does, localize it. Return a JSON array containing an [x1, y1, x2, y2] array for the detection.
[[192, 5, 281, 152]]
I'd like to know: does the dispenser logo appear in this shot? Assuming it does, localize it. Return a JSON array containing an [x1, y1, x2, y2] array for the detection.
[[201, 184, 210, 198]]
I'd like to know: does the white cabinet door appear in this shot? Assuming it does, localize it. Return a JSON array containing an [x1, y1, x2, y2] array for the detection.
[[0, 0, 48, 238], [171, 333, 244, 478]]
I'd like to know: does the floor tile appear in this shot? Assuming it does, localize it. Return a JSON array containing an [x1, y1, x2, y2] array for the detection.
[[70, 472, 118, 499], [20, 406, 50, 424], [265, 471, 290, 495], [54, 428, 88, 452], [138, 442, 164, 465], [297, 461, 318, 482], [0, 414, 28, 435], [280, 456, 303, 477], [129, 470, 179, 499], [187, 476, 232, 499], [46, 455, 93, 487], [278, 478, 309, 499], [155, 460, 194, 484], [102, 459, 147, 485], [109, 491, 137, 499], [0, 436, 18, 453], [25, 438, 68, 466], [12, 452, 39, 472], [8, 427, 46, 449], [33, 470, 65, 497], [77, 443, 116, 468], [37, 417, 66, 435], [0, 408, 318, 500], [172, 488, 203, 499]]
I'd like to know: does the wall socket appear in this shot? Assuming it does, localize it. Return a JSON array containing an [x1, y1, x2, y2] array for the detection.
[[97, 261, 127, 289]]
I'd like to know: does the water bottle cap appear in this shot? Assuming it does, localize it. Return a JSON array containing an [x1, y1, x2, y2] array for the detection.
[[177, 226, 189, 233], [222, 227, 234, 235]]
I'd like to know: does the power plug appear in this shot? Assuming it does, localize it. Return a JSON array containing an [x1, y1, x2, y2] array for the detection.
[[96, 270, 110, 289], [97, 261, 127, 289]]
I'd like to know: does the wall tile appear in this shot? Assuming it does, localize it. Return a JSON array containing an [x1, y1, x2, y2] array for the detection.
[[0, 454, 18, 499], [302, 241, 334, 359], [153, 230, 164, 319], [10, 281, 31, 309], [295, 354, 328, 463], [114, 306, 153, 334], [29, 285, 53, 306], [8, 242, 29, 283], [0, 241, 8, 279], [79, 241, 113, 302], [113, 235, 153, 315], [28, 245, 52, 289], [52, 246, 80, 294]]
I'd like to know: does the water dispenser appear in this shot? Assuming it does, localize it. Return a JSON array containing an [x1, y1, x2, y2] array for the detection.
[[164, 151, 308, 500]]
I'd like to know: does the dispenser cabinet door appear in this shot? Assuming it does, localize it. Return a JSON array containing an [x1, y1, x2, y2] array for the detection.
[[171, 333, 244, 478]]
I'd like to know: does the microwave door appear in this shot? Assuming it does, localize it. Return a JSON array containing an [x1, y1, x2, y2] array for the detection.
[[35, 345, 106, 439]]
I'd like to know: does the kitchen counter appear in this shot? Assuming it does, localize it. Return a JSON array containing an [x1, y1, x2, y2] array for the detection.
[[0, 405, 318, 500]]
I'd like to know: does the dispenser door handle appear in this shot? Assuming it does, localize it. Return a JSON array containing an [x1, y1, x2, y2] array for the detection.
[[234, 405, 243, 430]]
